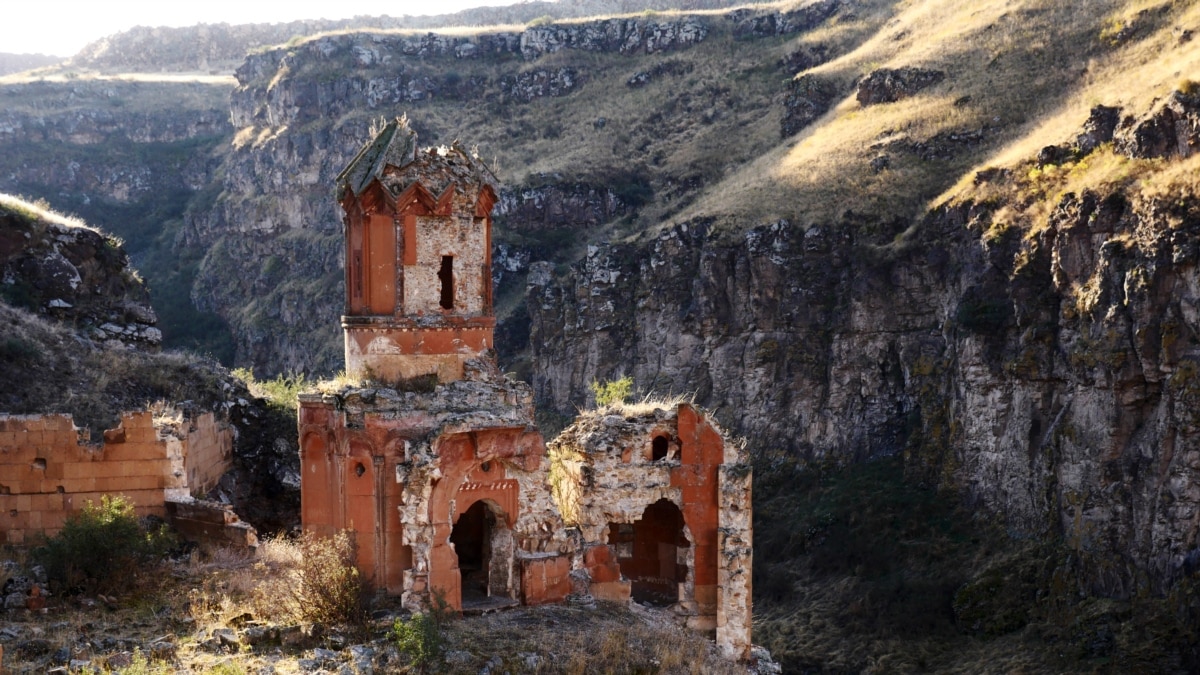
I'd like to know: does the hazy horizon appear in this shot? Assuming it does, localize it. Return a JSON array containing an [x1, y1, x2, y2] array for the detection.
[[6, 0, 526, 58]]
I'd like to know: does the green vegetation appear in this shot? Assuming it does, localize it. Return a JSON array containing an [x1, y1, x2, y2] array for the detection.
[[753, 454, 1200, 672], [391, 595, 453, 673], [589, 375, 634, 407], [232, 368, 310, 410], [33, 495, 176, 595]]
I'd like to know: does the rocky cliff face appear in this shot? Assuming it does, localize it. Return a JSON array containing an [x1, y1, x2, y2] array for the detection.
[[528, 93, 1200, 592], [191, 7, 783, 375]]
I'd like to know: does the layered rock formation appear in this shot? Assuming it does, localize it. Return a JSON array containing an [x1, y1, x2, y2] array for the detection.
[[528, 93, 1200, 592]]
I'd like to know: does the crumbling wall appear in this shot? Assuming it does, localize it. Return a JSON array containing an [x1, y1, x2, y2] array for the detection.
[[407, 215, 487, 314], [299, 363, 566, 611], [547, 403, 753, 658], [0, 410, 235, 545]]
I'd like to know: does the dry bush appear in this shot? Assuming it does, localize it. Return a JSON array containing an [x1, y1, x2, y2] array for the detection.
[[288, 531, 369, 628]]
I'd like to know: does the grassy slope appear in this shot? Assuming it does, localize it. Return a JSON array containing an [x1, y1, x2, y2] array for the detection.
[[0, 196, 235, 436], [678, 0, 1199, 234]]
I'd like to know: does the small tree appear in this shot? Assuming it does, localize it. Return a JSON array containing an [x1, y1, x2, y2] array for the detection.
[[34, 495, 175, 594], [590, 376, 634, 408]]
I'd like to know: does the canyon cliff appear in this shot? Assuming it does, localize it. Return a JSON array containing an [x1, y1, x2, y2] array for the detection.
[[0, 0, 1197, 619]]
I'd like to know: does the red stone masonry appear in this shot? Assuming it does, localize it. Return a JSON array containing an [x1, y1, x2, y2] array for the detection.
[[0, 410, 240, 546]]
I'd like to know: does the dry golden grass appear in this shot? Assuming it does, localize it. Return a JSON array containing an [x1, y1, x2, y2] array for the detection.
[[938, 1, 1200, 211], [0, 539, 746, 674], [0, 193, 90, 231], [678, 0, 1200, 236]]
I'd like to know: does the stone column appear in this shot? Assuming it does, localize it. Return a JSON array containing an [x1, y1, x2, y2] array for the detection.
[[716, 463, 753, 660]]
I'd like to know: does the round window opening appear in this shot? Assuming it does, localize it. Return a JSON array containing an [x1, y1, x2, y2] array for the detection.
[[355, 462, 366, 477], [480, 461, 492, 473]]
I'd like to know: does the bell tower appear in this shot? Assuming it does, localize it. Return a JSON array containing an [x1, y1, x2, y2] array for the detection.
[[336, 116, 498, 383]]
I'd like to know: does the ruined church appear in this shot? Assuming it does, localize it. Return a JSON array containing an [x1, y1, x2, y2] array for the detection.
[[297, 117, 753, 658]]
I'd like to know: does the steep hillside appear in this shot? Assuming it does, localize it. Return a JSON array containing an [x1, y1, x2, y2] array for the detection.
[[184, 1, 844, 374], [0, 194, 226, 432], [0, 75, 237, 359], [528, 0, 1200, 607]]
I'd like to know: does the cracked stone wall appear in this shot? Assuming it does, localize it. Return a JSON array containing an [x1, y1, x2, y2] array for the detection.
[[407, 215, 487, 315], [546, 402, 752, 659], [299, 372, 753, 658], [0, 409, 237, 545]]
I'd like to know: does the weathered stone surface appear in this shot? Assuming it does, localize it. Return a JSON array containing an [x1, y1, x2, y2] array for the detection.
[[0, 201, 159, 347], [499, 68, 582, 102], [1076, 104, 1121, 154], [725, 0, 841, 37], [779, 43, 831, 75], [0, 407, 238, 547], [519, 17, 708, 60], [781, 74, 840, 137], [527, 94, 1200, 596], [856, 67, 946, 106], [1114, 89, 1200, 159]]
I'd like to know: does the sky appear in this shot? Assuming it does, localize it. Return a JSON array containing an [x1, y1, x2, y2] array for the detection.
[[6, 0, 525, 57]]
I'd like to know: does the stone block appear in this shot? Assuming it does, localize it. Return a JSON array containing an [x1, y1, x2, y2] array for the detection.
[[693, 583, 717, 608], [521, 555, 571, 605], [589, 580, 631, 604]]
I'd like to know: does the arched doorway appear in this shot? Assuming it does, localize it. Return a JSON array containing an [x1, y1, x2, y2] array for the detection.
[[450, 500, 514, 605], [609, 499, 688, 606]]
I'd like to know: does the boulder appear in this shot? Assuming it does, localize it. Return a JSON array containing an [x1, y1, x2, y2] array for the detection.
[[856, 67, 945, 106]]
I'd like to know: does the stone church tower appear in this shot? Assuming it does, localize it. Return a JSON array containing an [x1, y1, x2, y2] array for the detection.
[[298, 118, 752, 660], [337, 116, 498, 384]]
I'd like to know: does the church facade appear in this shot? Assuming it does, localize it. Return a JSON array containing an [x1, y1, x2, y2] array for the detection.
[[298, 117, 752, 658]]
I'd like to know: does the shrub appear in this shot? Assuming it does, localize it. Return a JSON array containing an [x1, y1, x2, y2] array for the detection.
[[590, 376, 633, 407], [232, 367, 309, 410], [34, 495, 176, 594], [391, 591, 451, 672], [392, 611, 444, 672], [289, 530, 368, 628]]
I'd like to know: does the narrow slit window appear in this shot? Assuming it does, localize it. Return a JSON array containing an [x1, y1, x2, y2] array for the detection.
[[439, 255, 454, 309]]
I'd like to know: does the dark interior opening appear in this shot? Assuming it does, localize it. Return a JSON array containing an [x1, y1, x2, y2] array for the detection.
[[609, 498, 687, 606], [451, 500, 493, 602], [651, 435, 669, 461], [438, 255, 454, 309]]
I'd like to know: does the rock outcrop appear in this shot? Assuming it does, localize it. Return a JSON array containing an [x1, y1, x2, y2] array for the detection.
[[528, 93, 1200, 593], [725, 0, 842, 37], [781, 74, 840, 137], [0, 196, 159, 346], [856, 67, 946, 106]]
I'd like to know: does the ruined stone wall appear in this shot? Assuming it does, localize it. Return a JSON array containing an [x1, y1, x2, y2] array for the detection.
[[299, 365, 576, 611], [548, 403, 752, 658], [0, 410, 234, 545], [408, 215, 487, 315]]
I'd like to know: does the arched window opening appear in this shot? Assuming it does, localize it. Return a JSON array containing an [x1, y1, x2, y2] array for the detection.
[[608, 499, 687, 606], [651, 435, 669, 461], [439, 255, 454, 309]]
